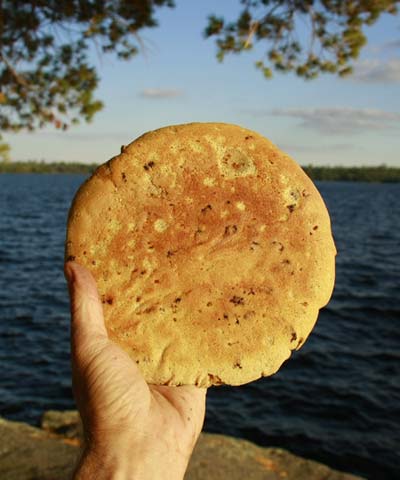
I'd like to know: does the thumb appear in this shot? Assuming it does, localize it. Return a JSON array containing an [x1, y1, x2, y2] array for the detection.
[[65, 261, 108, 358]]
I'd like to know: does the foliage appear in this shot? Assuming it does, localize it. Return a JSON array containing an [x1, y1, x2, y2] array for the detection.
[[205, 0, 398, 80], [303, 164, 400, 182], [1, 160, 399, 182], [0, 0, 174, 134], [0, 135, 10, 161], [0, 160, 97, 174], [0, 0, 398, 154]]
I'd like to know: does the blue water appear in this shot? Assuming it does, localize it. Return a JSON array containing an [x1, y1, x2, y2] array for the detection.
[[0, 174, 399, 479]]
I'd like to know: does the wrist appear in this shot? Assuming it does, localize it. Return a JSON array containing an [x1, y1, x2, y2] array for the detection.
[[74, 440, 190, 480]]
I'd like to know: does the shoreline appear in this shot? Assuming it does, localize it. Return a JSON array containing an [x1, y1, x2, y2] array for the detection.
[[0, 162, 399, 182], [0, 410, 364, 480]]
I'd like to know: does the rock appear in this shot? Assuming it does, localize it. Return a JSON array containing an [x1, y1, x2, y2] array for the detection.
[[186, 433, 362, 480], [41, 410, 83, 442], [0, 417, 78, 480], [0, 412, 364, 480]]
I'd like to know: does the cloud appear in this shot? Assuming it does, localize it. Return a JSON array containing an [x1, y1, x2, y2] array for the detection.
[[351, 58, 400, 84], [279, 143, 357, 153], [269, 107, 400, 135], [369, 39, 400, 54], [26, 130, 131, 143], [139, 88, 183, 99], [381, 39, 400, 51]]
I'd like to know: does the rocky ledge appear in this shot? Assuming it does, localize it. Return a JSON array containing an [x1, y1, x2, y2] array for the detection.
[[0, 411, 363, 479]]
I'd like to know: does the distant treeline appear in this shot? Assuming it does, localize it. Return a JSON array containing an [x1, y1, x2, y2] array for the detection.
[[0, 161, 97, 174], [303, 165, 400, 183], [0, 161, 399, 182]]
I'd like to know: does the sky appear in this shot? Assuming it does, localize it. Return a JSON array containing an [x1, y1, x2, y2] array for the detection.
[[5, 0, 400, 166]]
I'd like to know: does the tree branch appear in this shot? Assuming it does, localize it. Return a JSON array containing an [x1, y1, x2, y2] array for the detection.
[[0, 52, 31, 88]]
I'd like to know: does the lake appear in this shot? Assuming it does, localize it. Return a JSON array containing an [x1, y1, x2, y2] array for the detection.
[[0, 174, 399, 479]]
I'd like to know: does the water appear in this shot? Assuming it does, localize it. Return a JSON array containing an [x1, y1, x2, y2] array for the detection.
[[0, 174, 399, 479]]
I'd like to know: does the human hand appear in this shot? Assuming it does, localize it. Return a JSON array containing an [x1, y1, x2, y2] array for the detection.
[[65, 262, 207, 480]]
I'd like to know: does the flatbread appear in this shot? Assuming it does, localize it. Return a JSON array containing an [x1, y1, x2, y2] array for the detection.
[[65, 122, 336, 387]]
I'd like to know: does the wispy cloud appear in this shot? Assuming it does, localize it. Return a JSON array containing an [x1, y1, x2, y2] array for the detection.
[[29, 131, 131, 143], [368, 39, 400, 54], [279, 143, 357, 153], [139, 88, 183, 99], [269, 107, 400, 135], [381, 39, 400, 51], [351, 58, 400, 84]]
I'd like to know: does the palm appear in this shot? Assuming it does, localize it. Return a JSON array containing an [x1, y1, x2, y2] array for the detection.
[[73, 339, 206, 452]]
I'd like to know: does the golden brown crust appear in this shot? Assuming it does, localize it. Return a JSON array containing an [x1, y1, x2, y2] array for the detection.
[[66, 123, 336, 387]]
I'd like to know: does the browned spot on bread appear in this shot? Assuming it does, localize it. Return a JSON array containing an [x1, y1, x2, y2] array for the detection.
[[201, 204, 212, 213], [143, 161, 155, 170], [102, 295, 113, 305], [208, 374, 223, 385], [230, 296, 244, 306], [224, 225, 238, 236], [272, 241, 284, 252]]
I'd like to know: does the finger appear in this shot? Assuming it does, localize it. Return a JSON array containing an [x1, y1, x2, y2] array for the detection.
[[65, 261, 108, 352]]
